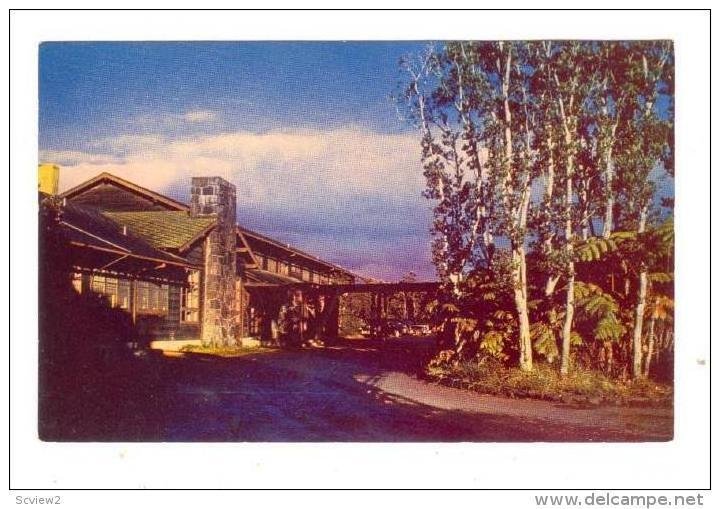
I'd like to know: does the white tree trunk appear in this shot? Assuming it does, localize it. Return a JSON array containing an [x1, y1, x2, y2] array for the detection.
[[513, 244, 533, 371], [499, 43, 532, 371], [557, 84, 576, 377], [632, 207, 648, 379], [561, 173, 575, 376], [601, 125, 617, 238], [644, 315, 656, 378], [561, 269, 575, 375], [543, 128, 559, 297], [601, 98, 618, 238]]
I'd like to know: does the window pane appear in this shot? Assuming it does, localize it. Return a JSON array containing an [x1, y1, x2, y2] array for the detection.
[[71, 273, 83, 293], [181, 271, 200, 323]]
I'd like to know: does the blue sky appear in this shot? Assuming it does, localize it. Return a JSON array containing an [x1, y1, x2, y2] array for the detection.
[[39, 41, 436, 280], [40, 42, 425, 143], [38, 41, 673, 282]]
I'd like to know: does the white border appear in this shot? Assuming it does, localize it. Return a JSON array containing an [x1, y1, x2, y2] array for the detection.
[[7, 9, 711, 492]]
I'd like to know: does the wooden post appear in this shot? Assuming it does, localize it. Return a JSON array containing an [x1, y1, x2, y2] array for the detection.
[[131, 279, 137, 325], [372, 293, 379, 337], [318, 289, 339, 344], [236, 278, 244, 339]]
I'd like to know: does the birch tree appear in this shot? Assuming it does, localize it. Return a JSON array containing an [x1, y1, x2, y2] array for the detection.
[[460, 41, 539, 371], [613, 41, 673, 379], [398, 41, 538, 370], [537, 42, 598, 375]]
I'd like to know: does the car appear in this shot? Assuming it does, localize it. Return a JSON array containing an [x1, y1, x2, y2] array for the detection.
[[360, 320, 408, 338], [408, 323, 432, 336], [382, 320, 408, 338]]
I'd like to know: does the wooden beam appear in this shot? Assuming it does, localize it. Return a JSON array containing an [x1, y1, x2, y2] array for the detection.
[[282, 282, 441, 294], [68, 241, 200, 269]]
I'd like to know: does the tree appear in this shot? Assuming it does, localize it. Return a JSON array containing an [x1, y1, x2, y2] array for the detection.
[[396, 45, 488, 298], [397, 41, 538, 370], [613, 41, 673, 378], [397, 40, 673, 381]]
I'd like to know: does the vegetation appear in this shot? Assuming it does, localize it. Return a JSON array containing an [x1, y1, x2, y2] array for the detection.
[[179, 343, 261, 357], [396, 41, 674, 390], [427, 356, 671, 406]]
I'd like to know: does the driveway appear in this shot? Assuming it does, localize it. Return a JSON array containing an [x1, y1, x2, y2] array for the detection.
[[142, 338, 673, 442]]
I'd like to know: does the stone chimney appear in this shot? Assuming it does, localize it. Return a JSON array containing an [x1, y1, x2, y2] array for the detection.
[[190, 177, 237, 345]]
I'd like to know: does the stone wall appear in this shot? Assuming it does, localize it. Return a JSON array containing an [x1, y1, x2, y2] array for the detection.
[[190, 177, 237, 345]]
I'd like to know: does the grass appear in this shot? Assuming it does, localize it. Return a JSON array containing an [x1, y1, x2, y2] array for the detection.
[[179, 343, 262, 358], [426, 358, 672, 407]]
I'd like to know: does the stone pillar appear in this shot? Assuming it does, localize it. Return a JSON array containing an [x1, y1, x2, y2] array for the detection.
[[190, 177, 237, 346]]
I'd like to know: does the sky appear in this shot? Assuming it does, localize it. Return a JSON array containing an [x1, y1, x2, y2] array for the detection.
[[39, 42, 436, 281], [38, 41, 673, 282]]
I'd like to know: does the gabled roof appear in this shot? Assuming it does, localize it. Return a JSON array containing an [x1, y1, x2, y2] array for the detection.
[[237, 225, 356, 278], [60, 172, 189, 212], [103, 211, 216, 251], [51, 199, 196, 269], [60, 172, 359, 279]]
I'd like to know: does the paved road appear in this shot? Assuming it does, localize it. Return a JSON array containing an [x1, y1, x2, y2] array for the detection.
[[144, 339, 672, 442]]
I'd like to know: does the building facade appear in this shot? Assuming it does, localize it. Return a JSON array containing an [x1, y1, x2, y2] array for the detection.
[[43, 169, 357, 345]]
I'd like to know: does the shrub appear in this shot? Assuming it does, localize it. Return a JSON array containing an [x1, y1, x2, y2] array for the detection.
[[426, 354, 672, 406]]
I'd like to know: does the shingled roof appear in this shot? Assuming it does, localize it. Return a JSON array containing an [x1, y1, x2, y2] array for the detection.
[[102, 211, 216, 251], [49, 198, 196, 269]]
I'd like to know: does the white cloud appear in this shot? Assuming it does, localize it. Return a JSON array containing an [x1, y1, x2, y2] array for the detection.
[[41, 126, 433, 279], [182, 110, 218, 123], [45, 127, 426, 206]]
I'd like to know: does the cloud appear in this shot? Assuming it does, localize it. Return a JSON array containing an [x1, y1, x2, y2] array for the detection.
[[45, 127, 426, 202], [182, 110, 218, 123], [39, 150, 123, 167], [40, 127, 435, 280]]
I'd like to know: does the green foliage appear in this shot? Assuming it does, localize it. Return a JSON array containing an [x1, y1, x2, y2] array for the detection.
[[575, 232, 635, 262], [398, 40, 674, 383], [593, 315, 624, 342], [648, 272, 673, 284], [478, 330, 509, 361], [179, 344, 257, 357], [574, 282, 626, 343], [426, 358, 672, 406], [530, 322, 558, 363]]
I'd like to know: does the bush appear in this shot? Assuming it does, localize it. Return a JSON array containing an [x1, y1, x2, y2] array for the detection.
[[179, 344, 258, 357], [426, 352, 672, 406]]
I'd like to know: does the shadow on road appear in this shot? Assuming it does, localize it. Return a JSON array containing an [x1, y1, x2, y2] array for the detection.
[[41, 337, 673, 442]]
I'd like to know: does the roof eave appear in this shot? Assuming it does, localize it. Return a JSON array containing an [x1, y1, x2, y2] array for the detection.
[[60, 172, 190, 212]]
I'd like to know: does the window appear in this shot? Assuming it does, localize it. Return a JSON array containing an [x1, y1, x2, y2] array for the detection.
[[289, 264, 303, 280], [136, 280, 169, 315], [267, 258, 278, 273], [71, 273, 83, 294], [89, 275, 130, 310], [181, 270, 200, 322]]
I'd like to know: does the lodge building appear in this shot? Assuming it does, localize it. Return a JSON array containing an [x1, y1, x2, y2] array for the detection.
[[39, 164, 357, 345]]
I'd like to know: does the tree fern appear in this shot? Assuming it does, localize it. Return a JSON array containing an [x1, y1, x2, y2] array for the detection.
[[531, 322, 558, 363], [574, 281, 625, 343]]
